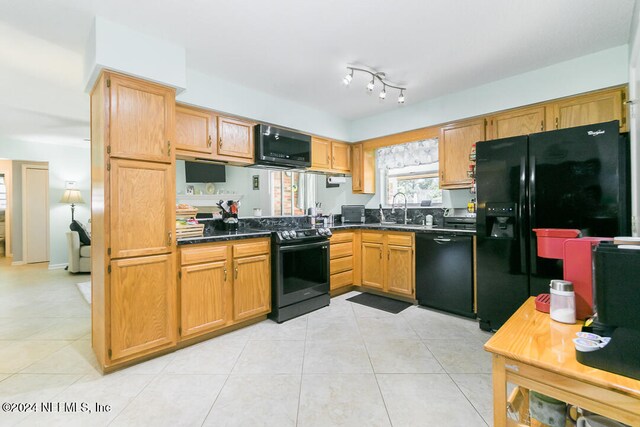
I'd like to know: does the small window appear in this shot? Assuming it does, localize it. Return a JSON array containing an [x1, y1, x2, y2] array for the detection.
[[377, 138, 442, 206], [270, 171, 315, 216]]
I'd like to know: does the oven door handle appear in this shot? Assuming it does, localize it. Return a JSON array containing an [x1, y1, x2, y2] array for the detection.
[[278, 241, 329, 252]]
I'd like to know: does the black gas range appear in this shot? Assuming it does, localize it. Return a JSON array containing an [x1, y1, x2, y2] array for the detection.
[[270, 226, 332, 323]]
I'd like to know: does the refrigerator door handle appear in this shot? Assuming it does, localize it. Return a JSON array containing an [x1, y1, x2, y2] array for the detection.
[[529, 155, 537, 275], [519, 156, 527, 274]]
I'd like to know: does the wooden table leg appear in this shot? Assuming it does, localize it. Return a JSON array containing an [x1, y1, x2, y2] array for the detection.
[[493, 354, 507, 427]]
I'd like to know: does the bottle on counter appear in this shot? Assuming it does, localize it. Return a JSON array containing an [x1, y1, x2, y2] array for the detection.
[[550, 280, 576, 324]]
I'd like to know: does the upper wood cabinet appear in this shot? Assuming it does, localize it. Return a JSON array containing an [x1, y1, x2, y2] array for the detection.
[[109, 159, 174, 259], [311, 137, 351, 173], [109, 253, 176, 362], [351, 144, 375, 194], [217, 116, 254, 163], [487, 106, 545, 140], [549, 88, 627, 132], [439, 118, 485, 189], [108, 73, 175, 163], [175, 105, 216, 157], [331, 141, 351, 172], [311, 137, 332, 169]]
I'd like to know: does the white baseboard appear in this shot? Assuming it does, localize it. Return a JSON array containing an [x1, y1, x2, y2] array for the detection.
[[48, 263, 68, 270], [11, 260, 25, 266]]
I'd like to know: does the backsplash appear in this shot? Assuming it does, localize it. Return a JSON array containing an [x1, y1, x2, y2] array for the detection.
[[364, 208, 446, 227]]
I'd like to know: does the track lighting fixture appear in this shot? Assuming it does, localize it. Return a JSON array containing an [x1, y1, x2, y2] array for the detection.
[[342, 65, 406, 104]]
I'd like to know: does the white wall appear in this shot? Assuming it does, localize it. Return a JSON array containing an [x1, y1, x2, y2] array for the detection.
[[349, 46, 629, 141], [629, 1, 640, 236], [0, 140, 90, 267]]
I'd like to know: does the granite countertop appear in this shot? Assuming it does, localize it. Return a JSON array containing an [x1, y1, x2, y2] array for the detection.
[[177, 223, 475, 245]]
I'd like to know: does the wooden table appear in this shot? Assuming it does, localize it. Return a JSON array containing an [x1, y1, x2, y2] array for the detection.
[[484, 298, 640, 426]]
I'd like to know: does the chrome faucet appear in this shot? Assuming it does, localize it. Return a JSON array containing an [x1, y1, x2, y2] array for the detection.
[[391, 192, 408, 224]]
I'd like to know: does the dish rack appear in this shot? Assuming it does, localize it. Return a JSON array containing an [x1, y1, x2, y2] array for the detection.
[[176, 207, 204, 239]]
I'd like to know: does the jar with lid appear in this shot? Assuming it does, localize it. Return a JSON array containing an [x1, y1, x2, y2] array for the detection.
[[550, 280, 576, 324]]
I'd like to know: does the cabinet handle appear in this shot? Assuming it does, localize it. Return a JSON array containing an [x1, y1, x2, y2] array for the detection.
[[167, 140, 171, 156], [208, 135, 212, 147], [224, 266, 227, 281], [234, 262, 238, 279], [555, 117, 559, 129], [167, 231, 172, 245], [327, 155, 330, 164], [219, 136, 223, 150], [540, 120, 544, 131], [387, 250, 390, 260], [379, 248, 382, 259], [332, 156, 336, 163]]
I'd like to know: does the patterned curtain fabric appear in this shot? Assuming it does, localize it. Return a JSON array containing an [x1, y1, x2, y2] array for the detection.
[[376, 138, 439, 169]]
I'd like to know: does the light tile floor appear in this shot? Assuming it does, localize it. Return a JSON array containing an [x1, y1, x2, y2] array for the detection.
[[0, 258, 495, 426]]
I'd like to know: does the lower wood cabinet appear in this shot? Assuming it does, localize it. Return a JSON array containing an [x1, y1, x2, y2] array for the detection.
[[361, 231, 415, 297], [180, 260, 227, 338], [178, 238, 270, 340], [233, 254, 270, 321], [329, 231, 358, 291], [109, 254, 177, 362]]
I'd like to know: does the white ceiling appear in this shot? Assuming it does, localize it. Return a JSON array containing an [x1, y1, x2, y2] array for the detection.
[[0, 0, 635, 147]]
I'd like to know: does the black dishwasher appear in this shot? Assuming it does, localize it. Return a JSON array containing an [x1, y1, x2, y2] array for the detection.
[[416, 234, 475, 318]]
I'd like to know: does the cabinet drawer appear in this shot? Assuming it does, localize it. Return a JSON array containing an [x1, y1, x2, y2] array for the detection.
[[387, 233, 413, 246], [181, 245, 227, 265], [330, 232, 354, 244], [330, 270, 353, 290], [232, 239, 270, 258], [361, 231, 384, 243], [330, 255, 353, 274], [330, 242, 353, 259]]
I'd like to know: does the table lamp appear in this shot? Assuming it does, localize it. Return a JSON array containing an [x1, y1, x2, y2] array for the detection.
[[59, 189, 84, 222]]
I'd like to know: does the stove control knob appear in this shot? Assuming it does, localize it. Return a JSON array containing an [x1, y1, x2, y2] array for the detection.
[[324, 228, 332, 237], [317, 228, 326, 236], [286, 230, 295, 239]]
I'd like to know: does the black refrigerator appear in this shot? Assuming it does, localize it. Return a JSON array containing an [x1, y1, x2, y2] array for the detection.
[[476, 121, 630, 331]]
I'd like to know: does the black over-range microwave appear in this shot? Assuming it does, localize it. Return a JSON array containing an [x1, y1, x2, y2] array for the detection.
[[254, 124, 311, 169]]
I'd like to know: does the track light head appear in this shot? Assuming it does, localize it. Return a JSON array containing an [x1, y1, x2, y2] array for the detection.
[[366, 78, 375, 92], [379, 85, 387, 100], [398, 90, 405, 104], [343, 69, 353, 86]]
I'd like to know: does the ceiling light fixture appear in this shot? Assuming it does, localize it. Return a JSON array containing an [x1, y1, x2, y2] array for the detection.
[[343, 65, 406, 103]]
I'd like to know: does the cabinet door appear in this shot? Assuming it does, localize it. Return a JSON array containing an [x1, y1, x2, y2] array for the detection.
[[386, 245, 414, 296], [108, 73, 175, 163], [110, 254, 176, 361], [351, 144, 363, 191], [217, 116, 254, 160], [361, 242, 384, 289], [553, 89, 624, 131], [233, 254, 270, 321], [175, 105, 216, 156], [180, 260, 228, 338], [110, 159, 174, 259], [331, 141, 351, 172], [311, 137, 331, 169], [439, 119, 485, 188], [488, 107, 545, 139]]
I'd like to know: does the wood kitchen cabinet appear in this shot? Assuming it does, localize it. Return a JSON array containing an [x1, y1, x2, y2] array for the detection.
[[311, 137, 351, 173], [91, 70, 177, 371], [177, 238, 270, 340], [217, 116, 254, 164], [487, 106, 546, 139], [180, 261, 227, 338], [361, 231, 415, 297], [107, 73, 175, 163], [548, 87, 627, 132], [175, 104, 216, 158], [329, 231, 358, 291], [109, 253, 176, 362], [109, 158, 174, 259], [351, 143, 375, 194], [439, 118, 485, 189]]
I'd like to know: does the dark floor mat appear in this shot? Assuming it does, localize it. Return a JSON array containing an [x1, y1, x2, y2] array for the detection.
[[346, 293, 412, 314]]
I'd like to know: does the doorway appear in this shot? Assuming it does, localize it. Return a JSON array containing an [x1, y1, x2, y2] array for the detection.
[[22, 164, 49, 264]]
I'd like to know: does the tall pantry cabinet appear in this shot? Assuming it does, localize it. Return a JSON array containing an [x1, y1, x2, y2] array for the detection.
[[91, 71, 177, 370]]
